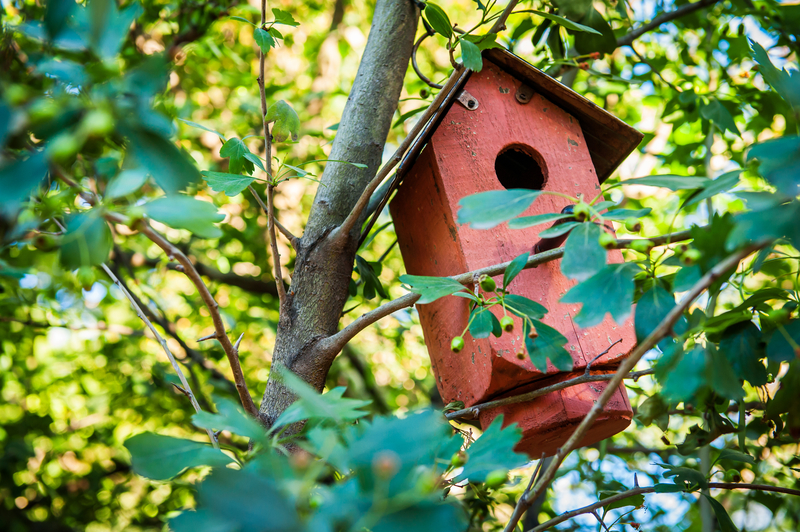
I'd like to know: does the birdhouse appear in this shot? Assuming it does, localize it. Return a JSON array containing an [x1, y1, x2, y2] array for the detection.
[[388, 49, 643, 457]]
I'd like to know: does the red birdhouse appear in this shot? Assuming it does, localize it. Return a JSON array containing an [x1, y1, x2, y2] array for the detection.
[[388, 49, 643, 457]]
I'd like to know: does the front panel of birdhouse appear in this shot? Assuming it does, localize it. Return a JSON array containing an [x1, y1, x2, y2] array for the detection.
[[390, 58, 636, 456]]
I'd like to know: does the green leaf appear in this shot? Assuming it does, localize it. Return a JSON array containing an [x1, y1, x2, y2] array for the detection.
[[254, 27, 276, 53], [85, 0, 143, 60], [265, 100, 300, 142], [561, 223, 605, 282], [462, 33, 503, 51], [702, 494, 740, 532], [599, 490, 645, 511], [273, 368, 371, 429], [124, 125, 202, 195], [460, 39, 483, 72], [192, 397, 267, 442], [124, 432, 233, 480], [0, 151, 48, 217], [145, 196, 225, 239], [532, 10, 601, 34], [537, 221, 580, 238], [561, 263, 638, 328], [573, 8, 617, 55], [45, 0, 76, 38], [423, 3, 452, 39], [746, 136, 800, 197], [503, 252, 529, 289], [399, 274, 467, 304], [525, 319, 572, 372], [272, 8, 299, 26], [634, 285, 687, 344], [707, 345, 746, 400], [508, 212, 573, 229], [177, 119, 226, 141], [469, 308, 494, 339], [716, 448, 755, 465], [454, 416, 525, 483], [105, 168, 148, 199], [219, 138, 256, 175], [601, 207, 652, 221], [660, 345, 705, 402], [60, 211, 113, 269], [750, 40, 800, 109], [767, 321, 800, 363], [719, 322, 768, 386], [683, 170, 741, 208], [657, 462, 708, 490], [622, 175, 709, 190], [202, 171, 256, 196], [700, 99, 740, 136], [504, 294, 547, 320], [229, 15, 255, 25], [356, 255, 388, 300], [457, 189, 541, 229]]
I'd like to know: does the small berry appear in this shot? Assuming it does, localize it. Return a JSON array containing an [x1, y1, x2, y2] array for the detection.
[[624, 217, 642, 233], [681, 248, 702, 265], [485, 469, 508, 488], [451, 336, 465, 353], [516, 350, 526, 360], [598, 231, 616, 250], [77, 266, 96, 291], [479, 274, 497, 292], [767, 308, 789, 324], [33, 234, 56, 251], [630, 239, 654, 254], [500, 316, 514, 332], [573, 201, 591, 222], [450, 451, 468, 467], [590, 52, 601, 59], [578, 62, 589, 70]]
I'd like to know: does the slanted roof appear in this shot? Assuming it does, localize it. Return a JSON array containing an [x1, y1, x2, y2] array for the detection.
[[483, 48, 643, 182]]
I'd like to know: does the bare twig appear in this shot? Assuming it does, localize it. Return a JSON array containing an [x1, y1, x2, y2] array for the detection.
[[319, 229, 695, 357], [489, 0, 522, 33], [136, 221, 259, 417], [265, 183, 287, 307], [531, 482, 800, 531], [502, 241, 770, 532], [248, 185, 298, 247], [101, 264, 219, 448], [617, 0, 722, 47]]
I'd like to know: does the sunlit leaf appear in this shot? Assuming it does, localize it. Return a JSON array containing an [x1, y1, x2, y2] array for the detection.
[[202, 171, 256, 196], [399, 274, 467, 304], [145, 196, 225, 239], [561, 222, 605, 282], [454, 416, 525, 483], [265, 100, 300, 142], [125, 432, 233, 481], [561, 263, 638, 328]]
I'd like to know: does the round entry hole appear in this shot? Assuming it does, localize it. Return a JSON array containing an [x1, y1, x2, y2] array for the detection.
[[494, 145, 546, 190]]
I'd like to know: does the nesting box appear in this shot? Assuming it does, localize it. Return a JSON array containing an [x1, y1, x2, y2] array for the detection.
[[389, 49, 643, 457]]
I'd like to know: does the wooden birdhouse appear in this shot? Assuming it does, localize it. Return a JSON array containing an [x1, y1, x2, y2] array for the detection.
[[388, 49, 643, 457]]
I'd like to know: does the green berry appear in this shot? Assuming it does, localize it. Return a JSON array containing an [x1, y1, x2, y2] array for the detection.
[[47, 134, 82, 164], [28, 99, 59, 122], [624, 217, 642, 233], [500, 315, 514, 332], [598, 231, 616, 250], [479, 274, 497, 292], [5, 84, 30, 105], [450, 451, 468, 467], [767, 308, 789, 324], [484, 469, 508, 488], [451, 336, 465, 353], [33, 234, 57, 251], [681, 249, 702, 265], [76, 266, 96, 291], [80, 109, 115, 137], [573, 201, 591, 222]]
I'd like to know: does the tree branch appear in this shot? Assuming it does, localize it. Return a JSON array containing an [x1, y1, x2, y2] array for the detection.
[[100, 264, 219, 448], [319, 229, 694, 358], [502, 240, 770, 532], [136, 220, 259, 417], [248, 185, 298, 248], [532, 482, 800, 531], [617, 0, 722, 47]]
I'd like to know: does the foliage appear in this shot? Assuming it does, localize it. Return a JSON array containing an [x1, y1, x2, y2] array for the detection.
[[2, 0, 800, 531]]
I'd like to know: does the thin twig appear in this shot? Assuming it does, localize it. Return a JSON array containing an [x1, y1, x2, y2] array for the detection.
[[319, 229, 695, 357], [489, 0, 521, 33], [101, 264, 219, 449], [136, 221, 259, 417], [584, 338, 623, 375], [502, 240, 770, 532], [617, 0, 722, 47], [532, 482, 800, 531], [265, 182, 287, 307], [248, 185, 298, 247]]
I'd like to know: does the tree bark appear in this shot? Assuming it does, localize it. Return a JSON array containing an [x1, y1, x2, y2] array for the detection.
[[258, 0, 418, 425]]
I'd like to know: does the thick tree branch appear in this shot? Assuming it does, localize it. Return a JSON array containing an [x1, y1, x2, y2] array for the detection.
[[319, 229, 694, 357], [502, 240, 770, 532], [617, 0, 722, 47], [532, 482, 800, 532]]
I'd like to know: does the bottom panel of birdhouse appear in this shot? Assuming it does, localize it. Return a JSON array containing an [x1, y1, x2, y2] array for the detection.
[[478, 369, 632, 458]]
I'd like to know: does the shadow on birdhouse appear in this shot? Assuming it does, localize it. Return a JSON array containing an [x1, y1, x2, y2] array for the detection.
[[385, 49, 644, 458]]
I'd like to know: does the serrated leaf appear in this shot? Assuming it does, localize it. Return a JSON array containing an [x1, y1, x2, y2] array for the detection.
[[561, 222, 606, 282], [457, 189, 541, 229], [124, 432, 234, 480], [532, 10, 601, 34], [273, 368, 371, 429], [460, 39, 483, 71], [60, 211, 113, 269], [561, 263, 638, 328], [525, 319, 572, 372], [265, 100, 300, 142], [455, 416, 525, 483], [254, 27, 276, 53], [272, 8, 299, 26], [750, 40, 800, 109], [145, 196, 225, 239], [423, 3, 452, 39], [193, 397, 267, 441], [746, 136, 800, 197], [503, 252, 529, 289], [219, 138, 255, 175], [202, 171, 256, 196], [399, 274, 467, 304]]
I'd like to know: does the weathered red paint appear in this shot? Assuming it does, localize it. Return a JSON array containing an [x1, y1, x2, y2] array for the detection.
[[390, 54, 639, 457]]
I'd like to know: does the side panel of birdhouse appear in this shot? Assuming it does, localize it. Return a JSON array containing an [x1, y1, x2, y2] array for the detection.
[[390, 146, 493, 407], [427, 60, 636, 397]]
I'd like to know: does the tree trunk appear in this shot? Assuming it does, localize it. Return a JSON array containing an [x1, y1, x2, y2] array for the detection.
[[258, 0, 419, 425]]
